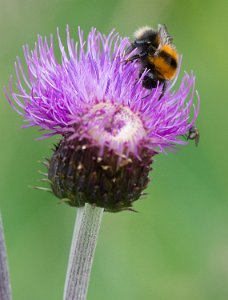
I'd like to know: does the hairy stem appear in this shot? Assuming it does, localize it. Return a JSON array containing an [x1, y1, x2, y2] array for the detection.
[[0, 214, 12, 300], [63, 203, 104, 300]]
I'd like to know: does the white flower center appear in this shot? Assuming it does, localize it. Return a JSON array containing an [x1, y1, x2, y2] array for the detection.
[[85, 102, 146, 154]]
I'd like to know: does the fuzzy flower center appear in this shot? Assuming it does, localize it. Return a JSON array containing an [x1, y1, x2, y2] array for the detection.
[[83, 103, 146, 152]]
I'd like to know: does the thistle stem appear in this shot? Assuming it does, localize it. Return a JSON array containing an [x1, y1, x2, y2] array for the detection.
[[0, 214, 12, 300], [63, 203, 104, 300]]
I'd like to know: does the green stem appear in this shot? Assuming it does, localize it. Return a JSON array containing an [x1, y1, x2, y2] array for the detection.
[[0, 214, 12, 300], [63, 203, 104, 300]]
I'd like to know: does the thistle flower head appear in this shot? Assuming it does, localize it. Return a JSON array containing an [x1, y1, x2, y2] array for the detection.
[[5, 26, 199, 212]]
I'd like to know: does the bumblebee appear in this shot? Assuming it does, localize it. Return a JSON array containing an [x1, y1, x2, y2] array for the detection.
[[186, 126, 200, 146], [126, 24, 179, 96]]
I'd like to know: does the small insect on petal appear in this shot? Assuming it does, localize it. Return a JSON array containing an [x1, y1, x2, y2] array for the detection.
[[187, 126, 200, 146]]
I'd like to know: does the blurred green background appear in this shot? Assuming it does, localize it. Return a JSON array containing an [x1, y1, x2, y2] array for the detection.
[[0, 0, 227, 299]]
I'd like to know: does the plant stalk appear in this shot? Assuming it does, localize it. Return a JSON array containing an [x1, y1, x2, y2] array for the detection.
[[63, 203, 104, 300], [0, 214, 12, 300]]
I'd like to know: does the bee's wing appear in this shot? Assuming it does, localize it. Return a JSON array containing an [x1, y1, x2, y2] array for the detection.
[[158, 24, 173, 45], [195, 132, 200, 147]]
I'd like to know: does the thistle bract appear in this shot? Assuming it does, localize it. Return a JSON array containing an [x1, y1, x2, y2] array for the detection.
[[5, 26, 199, 212]]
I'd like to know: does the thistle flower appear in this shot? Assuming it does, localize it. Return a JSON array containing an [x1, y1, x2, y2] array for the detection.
[[5, 26, 199, 212]]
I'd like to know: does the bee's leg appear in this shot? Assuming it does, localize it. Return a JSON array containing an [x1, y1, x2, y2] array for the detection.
[[124, 50, 149, 63], [124, 54, 141, 62], [125, 43, 137, 55], [125, 41, 146, 57], [142, 92, 152, 100], [183, 133, 188, 140], [158, 81, 167, 100]]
